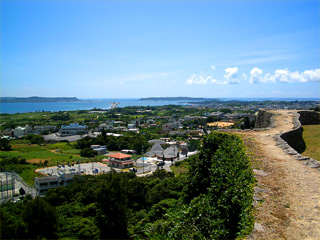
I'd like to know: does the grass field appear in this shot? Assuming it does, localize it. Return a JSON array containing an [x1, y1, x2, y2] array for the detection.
[[302, 125, 320, 161], [170, 160, 189, 176], [1, 141, 99, 186]]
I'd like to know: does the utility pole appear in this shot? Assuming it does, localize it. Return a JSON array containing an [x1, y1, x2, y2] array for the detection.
[[142, 146, 144, 174], [92, 160, 94, 175], [173, 143, 176, 165], [6, 173, 8, 199], [12, 175, 15, 202], [0, 176, 2, 199]]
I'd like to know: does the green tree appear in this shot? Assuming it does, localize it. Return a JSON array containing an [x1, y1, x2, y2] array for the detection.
[[182, 132, 255, 239], [19, 187, 26, 199], [22, 197, 57, 239], [96, 173, 129, 239], [0, 138, 12, 151], [80, 147, 98, 158]]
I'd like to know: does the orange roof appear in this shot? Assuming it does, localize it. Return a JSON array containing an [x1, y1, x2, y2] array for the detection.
[[108, 152, 132, 159]]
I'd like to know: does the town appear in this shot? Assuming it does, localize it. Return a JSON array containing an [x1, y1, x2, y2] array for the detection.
[[1, 100, 319, 239], [1, 100, 318, 198]]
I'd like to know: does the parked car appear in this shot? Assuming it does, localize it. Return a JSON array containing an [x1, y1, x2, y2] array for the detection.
[[157, 161, 165, 167]]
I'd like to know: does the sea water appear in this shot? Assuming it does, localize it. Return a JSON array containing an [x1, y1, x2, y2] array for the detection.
[[0, 98, 318, 114], [0, 98, 193, 114]]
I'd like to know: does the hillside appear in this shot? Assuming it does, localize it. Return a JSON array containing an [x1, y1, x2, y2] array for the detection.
[[1, 97, 82, 103], [138, 97, 210, 101]]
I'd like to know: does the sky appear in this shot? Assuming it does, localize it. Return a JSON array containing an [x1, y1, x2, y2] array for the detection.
[[1, 0, 319, 99]]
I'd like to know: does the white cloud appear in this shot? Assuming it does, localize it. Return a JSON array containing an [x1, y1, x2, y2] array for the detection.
[[186, 74, 211, 85], [300, 69, 320, 82], [187, 66, 244, 85], [223, 67, 240, 84], [250, 67, 266, 84], [249, 68, 320, 84]]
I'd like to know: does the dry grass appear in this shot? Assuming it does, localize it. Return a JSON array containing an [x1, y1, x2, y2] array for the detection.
[[207, 121, 234, 128], [27, 158, 50, 164]]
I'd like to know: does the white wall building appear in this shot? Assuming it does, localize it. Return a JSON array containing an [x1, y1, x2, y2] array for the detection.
[[59, 123, 87, 136]]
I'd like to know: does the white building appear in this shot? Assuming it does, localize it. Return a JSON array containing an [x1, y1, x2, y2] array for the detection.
[[35, 172, 80, 196], [59, 123, 87, 136], [13, 126, 32, 137]]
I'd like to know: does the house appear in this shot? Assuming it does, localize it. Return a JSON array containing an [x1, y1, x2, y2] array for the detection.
[[162, 123, 175, 132], [157, 145, 179, 160], [35, 172, 80, 196], [99, 122, 114, 130], [145, 143, 164, 158], [59, 123, 87, 136], [106, 152, 134, 169]]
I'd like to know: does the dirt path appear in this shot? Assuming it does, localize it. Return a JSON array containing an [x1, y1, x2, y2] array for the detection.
[[242, 110, 320, 240]]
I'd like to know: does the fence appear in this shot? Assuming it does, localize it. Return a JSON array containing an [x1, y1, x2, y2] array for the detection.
[[0, 170, 36, 202]]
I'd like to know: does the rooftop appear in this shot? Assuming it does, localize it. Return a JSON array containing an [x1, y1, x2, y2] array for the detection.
[[108, 152, 132, 159]]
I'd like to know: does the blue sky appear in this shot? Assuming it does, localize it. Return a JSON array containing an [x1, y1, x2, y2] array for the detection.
[[1, 0, 319, 99]]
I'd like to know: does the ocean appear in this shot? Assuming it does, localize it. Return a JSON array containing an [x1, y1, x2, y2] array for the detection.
[[0, 98, 194, 114], [0, 98, 319, 114]]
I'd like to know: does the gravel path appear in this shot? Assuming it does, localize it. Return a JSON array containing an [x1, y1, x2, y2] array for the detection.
[[243, 110, 320, 240]]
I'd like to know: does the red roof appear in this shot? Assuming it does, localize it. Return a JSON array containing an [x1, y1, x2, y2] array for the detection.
[[108, 152, 132, 159]]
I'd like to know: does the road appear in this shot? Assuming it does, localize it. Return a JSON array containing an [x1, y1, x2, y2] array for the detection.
[[240, 110, 320, 240]]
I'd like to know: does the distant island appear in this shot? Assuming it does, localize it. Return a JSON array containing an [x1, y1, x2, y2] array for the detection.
[[0, 97, 82, 103], [139, 97, 211, 101]]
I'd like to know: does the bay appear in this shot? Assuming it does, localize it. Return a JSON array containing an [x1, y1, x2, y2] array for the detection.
[[0, 98, 193, 114], [1, 97, 318, 114]]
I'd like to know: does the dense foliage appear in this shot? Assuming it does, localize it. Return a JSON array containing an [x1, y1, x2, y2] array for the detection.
[[75, 132, 149, 154], [0, 132, 255, 239], [0, 156, 29, 173], [0, 138, 12, 151]]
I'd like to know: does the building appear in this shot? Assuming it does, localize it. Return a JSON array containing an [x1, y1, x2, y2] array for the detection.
[[145, 143, 164, 158], [34, 125, 56, 134], [105, 152, 134, 169], [128, 123, 136, 129], [13, 126, 31, 137], [162, 123, 175, 132], [146, 139, 181, 160], [180, 143, 188, 156], [121, 149, 137, 155], [157, 145, 179, 160], [90, 145, 108, 155], [59, 123, 87, 136], [35, 172, 80, 196]]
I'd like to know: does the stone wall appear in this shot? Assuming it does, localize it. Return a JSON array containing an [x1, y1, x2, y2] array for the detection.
[[279, 111, 319, 154], [297, 110, 320, 125], [280, 112, 306, 153], [254, 109, 275, 129], [275, 110, 320, 169]]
